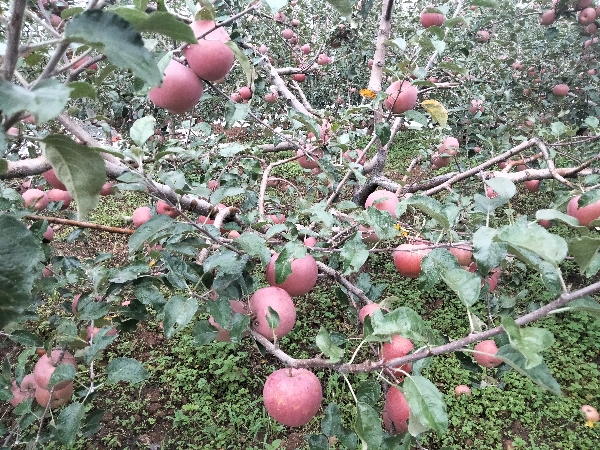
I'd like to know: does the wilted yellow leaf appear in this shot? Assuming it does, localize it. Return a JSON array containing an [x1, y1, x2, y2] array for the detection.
[[421, 99, 448, 127]]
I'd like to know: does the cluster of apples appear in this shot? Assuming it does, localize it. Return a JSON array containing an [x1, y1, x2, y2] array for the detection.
[[540, 0, 598, 34], [21, 169, 114, 213], [10, 350, 77, 409], [149, 21, 234, 114]]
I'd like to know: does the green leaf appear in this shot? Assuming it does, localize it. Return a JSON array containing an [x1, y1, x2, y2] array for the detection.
[[339, 233, 369, 275], [225, 102, 250, 128], [266, 306, 280, 331], [355, 402, 383, 448], [226, 41, 254, 87], [305, 434, 329, 450], [274, 241, 307, 284], [419, 248, 460, 290], [363, 207, 397, 240], [356, 380, 381, 407], [304, 202, 336, 229], [106, 357, 150, 384], [321, 403, 342, 437], [371, 307, 428, 342], [7, 330, 43, 348], [68, 81, 97, 99], [56, 319, 78, 345], [0, 78, 71, 124], [64, 10, 161, 86], [207, 297, 232, 330], [129, 214, 174, 254], [324, 0, 352, 17], [376, 122, 391, 146], [471, 0, 498, 7], [228, 313, 250, 343], [472, 227, 507, 274], [568, 236, 600, 274], [137, 11, 197, 42], [579, 189, 600, 207], [77, 295, 111, 320], [130, 115, 156, 147], [0, 215, 43, 328], [403, 376, 448, 436], [48, 362, 77, 389], [485, 177, 517, 199], [262, 0, 287, 14], [134, 284, 166, 309], [405, 195, 459, 229], [235, 232, 272, 266], [431, 38, 446, 55], [495, 346, 561, 395], [210, 186, 246, 205], [53, 403, 85, 445], [559, 297, 600, 316], [315, 327, 345, 363], [535, 209, 581, 227], [219, 142, 247, 158], [43, 135, 106, 220], [495, 221, 567, 265], [83, 326, 118, 364], [501, 317, 554, 369], [289, 109, 321, 141], [441, 269, 481, 307], [163, 296, 198, 338], [193, 320, 219, 345], [438, 61, 467, 75]]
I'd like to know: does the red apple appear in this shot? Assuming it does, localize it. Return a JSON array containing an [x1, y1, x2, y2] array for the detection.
[[42, 169, 67, 191], [525, 180, 540, 192], [265, 253, 318, 297], [268, 213, 286, 224], [249, 287, 296, 340], [33, 349, 77, 390], [263, 368, 322, 427], [567, 195, 600, 227], [365, 190, 399, 217], [189, 19, 230, 43], [297, 147, 321, 169], [393, 242, 431, 278], [581, 405, 599, 422], [183, 39, 234, 82], [292, 73, 306, 82], [381, 335, 413, 379], [43, 226, 55, 241], [132, 206, 152, 228], [449, 245, 473, 266], [539, 10, 555, 25], [383, 386, 410, 434], [264, 92, 279, 103], [46, 189, 72, 209], [300, 44, 310, 54], [149, 60, 204, 114], [156, 200, 178, 218], [358, 303, 390, 323], [100, 182, 115, 196], [384, 80, 418, 114], [35, 382, 73, 408], [552, 83, 569, 96], [476, 30, 490, 43], [473, 340, 502, 368], [72, 56, 98, 71], [10, 374, 38, 406], [22, 189, 49, 210], [282, 28, 294, 39], [578, 7, 597, 25], [239, 86, 252, 100], [420, 8, 445, 28], [454, 385, 472, 396]]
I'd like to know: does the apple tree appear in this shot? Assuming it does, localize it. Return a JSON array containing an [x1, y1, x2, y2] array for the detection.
[[1, 0, 600, 447]]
